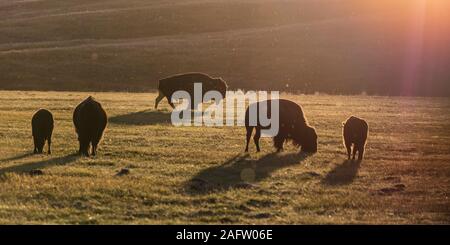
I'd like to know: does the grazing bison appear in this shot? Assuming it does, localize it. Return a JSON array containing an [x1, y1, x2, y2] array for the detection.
[[343, 116, 368, 161], [155, 72, 227, 109], [73, 96, 107, 156], [31, 109, 54, 154], [245, 99, 317, 153]]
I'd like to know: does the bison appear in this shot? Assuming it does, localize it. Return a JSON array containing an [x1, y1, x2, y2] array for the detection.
[[155, 72, 227, 109], [31, 109, 54, 154], [73, 96, 107, 156], [245, 99, 317, 153], [343, 116, 368, 161]]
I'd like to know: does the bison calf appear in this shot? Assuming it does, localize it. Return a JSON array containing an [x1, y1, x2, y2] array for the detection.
[[245, 99, 317, 153], [343, 116, 368, 161], [73, 96, 107, 156], [32, 109, 54, 154], [155, 72, 227, 109]]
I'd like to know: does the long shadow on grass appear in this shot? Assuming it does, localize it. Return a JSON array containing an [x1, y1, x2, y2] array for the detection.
[[322, 159, 361, 186], [186, 152, 310, 194], [0, 152, 34, 162], [0, 154, 78, 175], [109, 110, 172, 125]]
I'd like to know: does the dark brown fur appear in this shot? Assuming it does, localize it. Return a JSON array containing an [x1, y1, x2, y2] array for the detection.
[[73, 96, 107, 156], [155, 72, 228, 109], [32, 109, 54, 154], [245, 99, 317, 153], [343, 116, 368, 161]]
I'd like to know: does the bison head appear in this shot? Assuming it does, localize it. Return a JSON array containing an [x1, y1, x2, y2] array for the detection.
[[300, 126, 318, 153]]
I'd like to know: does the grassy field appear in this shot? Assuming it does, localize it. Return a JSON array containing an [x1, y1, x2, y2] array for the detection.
[[0, 90, 448, 224], [0, 0, 449, 95]]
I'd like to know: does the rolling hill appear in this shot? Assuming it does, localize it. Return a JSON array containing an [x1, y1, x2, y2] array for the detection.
[[0, 0, 449, 96]]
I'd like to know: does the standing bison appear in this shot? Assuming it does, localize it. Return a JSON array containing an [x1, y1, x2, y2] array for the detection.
[[155, 72, 227, 109], [32, 109, 54, 154], [245, 99, 317, 153], [73, 96, 107, 156], [343, 116, 368, 161]]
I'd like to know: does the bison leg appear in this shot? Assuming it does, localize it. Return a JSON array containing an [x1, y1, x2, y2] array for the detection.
[[36, 138, 44, 154], [91, 139, 99, 156], [155, 91, 165, 109], [33, 137, 38, 154], [92, 144, 97, 156], [80, 146, 89, 156], [245, 126, 253, 152], [78, 137, 90, 156], [352, 145, 357, 160], [357, 144, 365, 161], [47, 136, 52, 155], [92, 132, 104, 156], [345, 142, 352, 159], [91, 139, 96, 156], [254, 128, 261, 152], [273, 134, 284, 152]]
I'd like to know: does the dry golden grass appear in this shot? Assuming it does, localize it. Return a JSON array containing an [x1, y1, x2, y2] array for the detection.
[[0, 90, 449, 224]]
